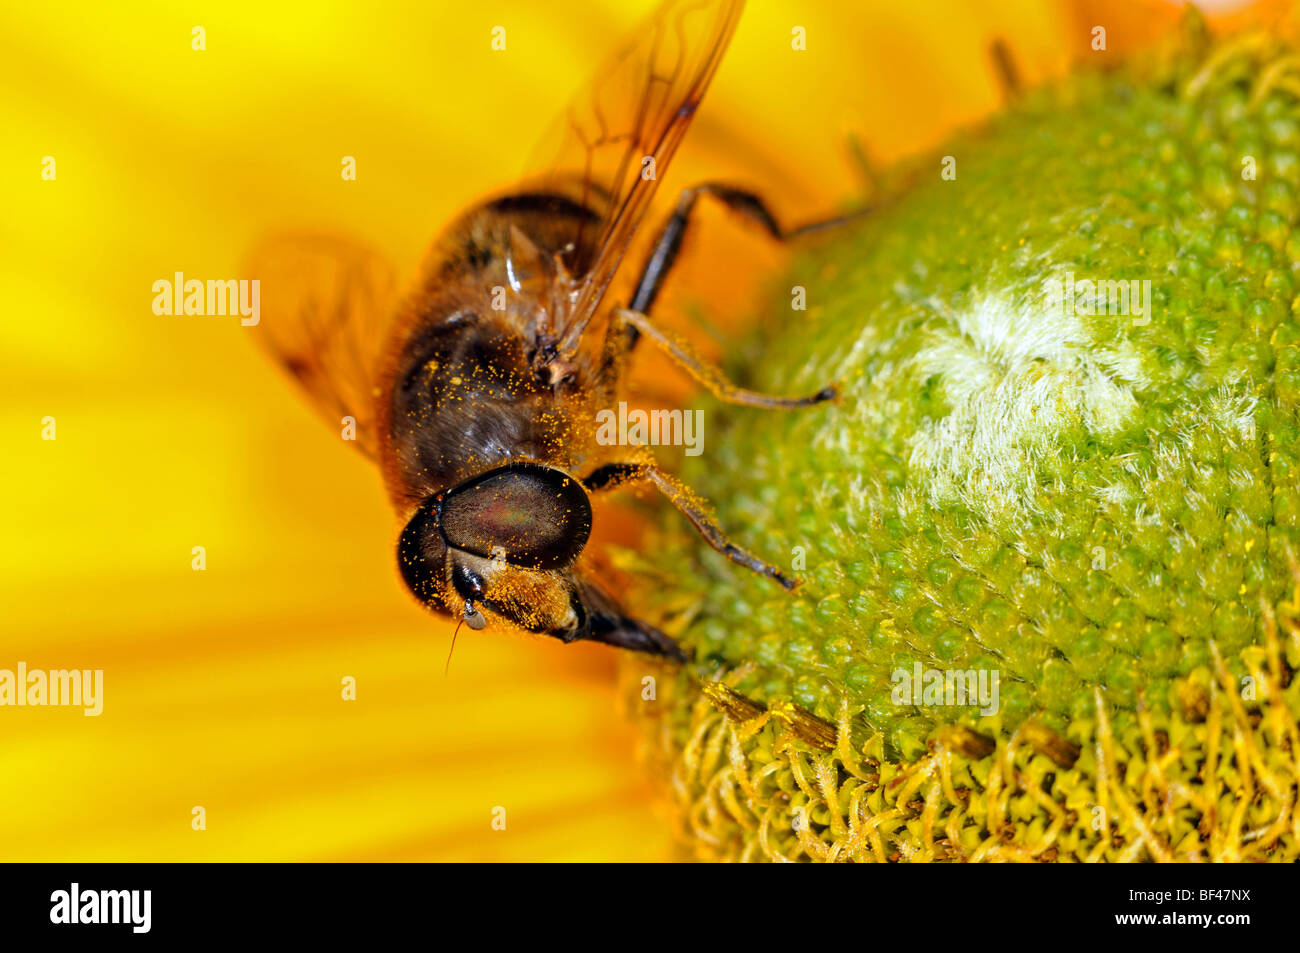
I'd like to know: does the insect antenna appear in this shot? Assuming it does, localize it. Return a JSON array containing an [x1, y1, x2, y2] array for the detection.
[[445, 617, 464, 677]]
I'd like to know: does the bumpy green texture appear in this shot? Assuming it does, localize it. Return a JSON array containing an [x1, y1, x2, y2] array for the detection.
[[622, 23, 1300, 861]]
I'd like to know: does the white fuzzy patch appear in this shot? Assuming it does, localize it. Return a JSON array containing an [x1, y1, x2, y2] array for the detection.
[[904, 287, 1145, 516], [1203, 386, 1259, 445]]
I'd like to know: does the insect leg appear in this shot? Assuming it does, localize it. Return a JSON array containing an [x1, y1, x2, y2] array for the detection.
[[583, 461, 798, 590], [566, 578, 687, 661], [613, 307, 836, 409], [989, 38, 1022, 104], [627, 183, 866, 319], [609, 185, 863, 407]]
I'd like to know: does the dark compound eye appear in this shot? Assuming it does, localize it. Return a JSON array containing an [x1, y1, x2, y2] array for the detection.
[[396, 498, 447, 606], [439, 463, 592, 570]]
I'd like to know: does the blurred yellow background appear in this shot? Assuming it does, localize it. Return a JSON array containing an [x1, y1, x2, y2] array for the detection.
[[0, 0, 1231, 860]]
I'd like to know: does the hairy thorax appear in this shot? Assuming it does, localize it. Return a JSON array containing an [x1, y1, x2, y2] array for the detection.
[[376, 194, 611, 511]]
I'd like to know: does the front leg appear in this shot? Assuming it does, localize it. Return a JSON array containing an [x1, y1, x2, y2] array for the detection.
[[628, 183, 866, 318], [597, 183, 861, 402], [584, 461, 798, 590], [613, 307, 836, 410], [565, 576, 687, 661]]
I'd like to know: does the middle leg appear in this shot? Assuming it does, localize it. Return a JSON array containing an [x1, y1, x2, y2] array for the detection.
[[583, 460, 798, 590]]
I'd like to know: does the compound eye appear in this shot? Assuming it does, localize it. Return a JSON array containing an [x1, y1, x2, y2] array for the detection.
[[396, 498, 447, 606], [439, 463, 592, 570]]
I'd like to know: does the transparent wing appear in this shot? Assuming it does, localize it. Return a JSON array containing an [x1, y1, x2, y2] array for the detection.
[[531, 0, 744, 356], [247, 234, 400, 459]]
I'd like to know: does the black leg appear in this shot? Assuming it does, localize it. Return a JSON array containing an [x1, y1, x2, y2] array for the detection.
[[989, 38, 1022, 103], [627, 183, 866, 323], [597, 184, 861, 403], [565, 578, 687, 661], [583, 461, 798, 590], [583, 462, 646, 492]]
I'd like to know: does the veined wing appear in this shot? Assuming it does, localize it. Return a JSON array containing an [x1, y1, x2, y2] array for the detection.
[[247, 234, 400, 459], [526, 0, 745, 357]]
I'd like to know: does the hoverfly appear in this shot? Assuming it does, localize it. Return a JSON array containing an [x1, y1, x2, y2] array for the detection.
[[252, 0, 844, 662]]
